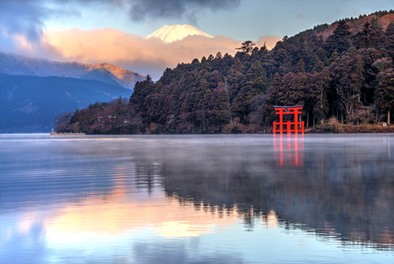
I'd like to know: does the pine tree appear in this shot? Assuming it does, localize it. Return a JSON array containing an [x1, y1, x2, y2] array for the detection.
[[330, 52, 364, 123], [236, 40, 256, 55], [385, 22, 394, 60], [325, 21, 352, 54], [375, 67, 394, 124]]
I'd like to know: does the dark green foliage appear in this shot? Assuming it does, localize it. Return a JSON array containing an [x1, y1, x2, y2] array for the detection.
[[374, 63, 394, 124], [353, 20, 385, 49], [325, 20, 352, 55], [58, 98, 141, 134], [236, 40, 256, 55], [330, 51, 364, 123], [58, 10, 394, 133], [385, 22, 394, 60]]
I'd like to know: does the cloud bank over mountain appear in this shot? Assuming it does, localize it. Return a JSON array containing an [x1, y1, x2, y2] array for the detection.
[[0, 0, 241, 48], [13, 27, 271, 80], [0, 0, 280, 79], [4, 26, 280, 79]]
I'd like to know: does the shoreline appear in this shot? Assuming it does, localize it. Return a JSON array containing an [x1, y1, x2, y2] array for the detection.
[[306, 123, 394, 134]]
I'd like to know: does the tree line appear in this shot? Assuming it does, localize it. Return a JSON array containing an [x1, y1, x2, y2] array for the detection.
[[57, 11, 394, 134]]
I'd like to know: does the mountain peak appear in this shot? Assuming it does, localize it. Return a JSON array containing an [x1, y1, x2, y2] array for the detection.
[[145, 24, 213, 43], [91, 63, 131, 80]]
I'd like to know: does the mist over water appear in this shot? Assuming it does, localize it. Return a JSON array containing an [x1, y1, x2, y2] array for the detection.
[[1, 134, 393, 263]]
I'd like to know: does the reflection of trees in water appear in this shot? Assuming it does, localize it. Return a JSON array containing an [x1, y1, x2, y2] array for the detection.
[[49, 136, 392, 248], [134, 162, 161, 194], [137, 139, 394, 249]]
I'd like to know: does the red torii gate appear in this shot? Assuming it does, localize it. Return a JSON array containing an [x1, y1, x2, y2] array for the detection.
[[273, 105, 304, 134]]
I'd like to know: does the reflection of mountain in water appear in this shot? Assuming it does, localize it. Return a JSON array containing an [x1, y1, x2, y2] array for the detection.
[[146, 135, 394, 248]]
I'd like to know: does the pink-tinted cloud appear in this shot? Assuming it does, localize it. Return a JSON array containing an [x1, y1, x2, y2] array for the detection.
[[256, 35, 282, 50], [7, 28, 281, 79], [38, 29, 244, 79], [0, 0, 276, 80]]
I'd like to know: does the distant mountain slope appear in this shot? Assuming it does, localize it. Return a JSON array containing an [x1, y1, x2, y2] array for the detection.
[[0, 53, 145, 91], [146, 24, 213, 43], [0, 74, 132, 133], [81, 68, 123, 87], [302, 11, 394, 39]]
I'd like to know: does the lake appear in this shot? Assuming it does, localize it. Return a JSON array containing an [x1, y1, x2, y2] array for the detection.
[[0, 134, 393, 264]]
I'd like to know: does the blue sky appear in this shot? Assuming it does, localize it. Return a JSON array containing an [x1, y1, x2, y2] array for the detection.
[[40, 0, 394, 40], [1, 0, 393, 78]]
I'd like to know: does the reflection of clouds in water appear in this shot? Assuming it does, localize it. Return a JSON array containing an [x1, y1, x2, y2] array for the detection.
[[43, 165, 240, 248], [0, 213, 47, 264], [132, 241, 244, 264], [1, 189, 242, 263], [18, 212, 38, 234], [44, 195, 238, 245], [263, 210, 279, 229], [157, 221, 213, 238]]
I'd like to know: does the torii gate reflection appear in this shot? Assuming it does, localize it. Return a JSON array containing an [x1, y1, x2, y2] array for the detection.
[[273, 134, 304, 166]]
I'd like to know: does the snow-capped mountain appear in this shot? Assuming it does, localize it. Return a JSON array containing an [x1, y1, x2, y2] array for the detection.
[[146, 24, 213, 43], [0, 53, 145, 90]]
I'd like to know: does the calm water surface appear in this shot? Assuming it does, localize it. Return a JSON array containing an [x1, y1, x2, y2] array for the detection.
[[0, 134, 393, 264]]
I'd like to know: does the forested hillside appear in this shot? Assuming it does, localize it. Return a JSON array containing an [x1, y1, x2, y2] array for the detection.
[[58, 11, 394, 134]]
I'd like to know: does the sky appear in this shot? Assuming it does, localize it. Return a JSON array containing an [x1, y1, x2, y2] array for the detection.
[[0, 0, 393, 79]]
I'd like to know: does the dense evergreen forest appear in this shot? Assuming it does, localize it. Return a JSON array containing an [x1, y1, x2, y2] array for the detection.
[[57, 11, 394, 134]]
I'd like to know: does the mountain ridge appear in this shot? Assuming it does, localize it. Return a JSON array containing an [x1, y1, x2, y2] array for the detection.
[[0, 53, 145, 90]]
